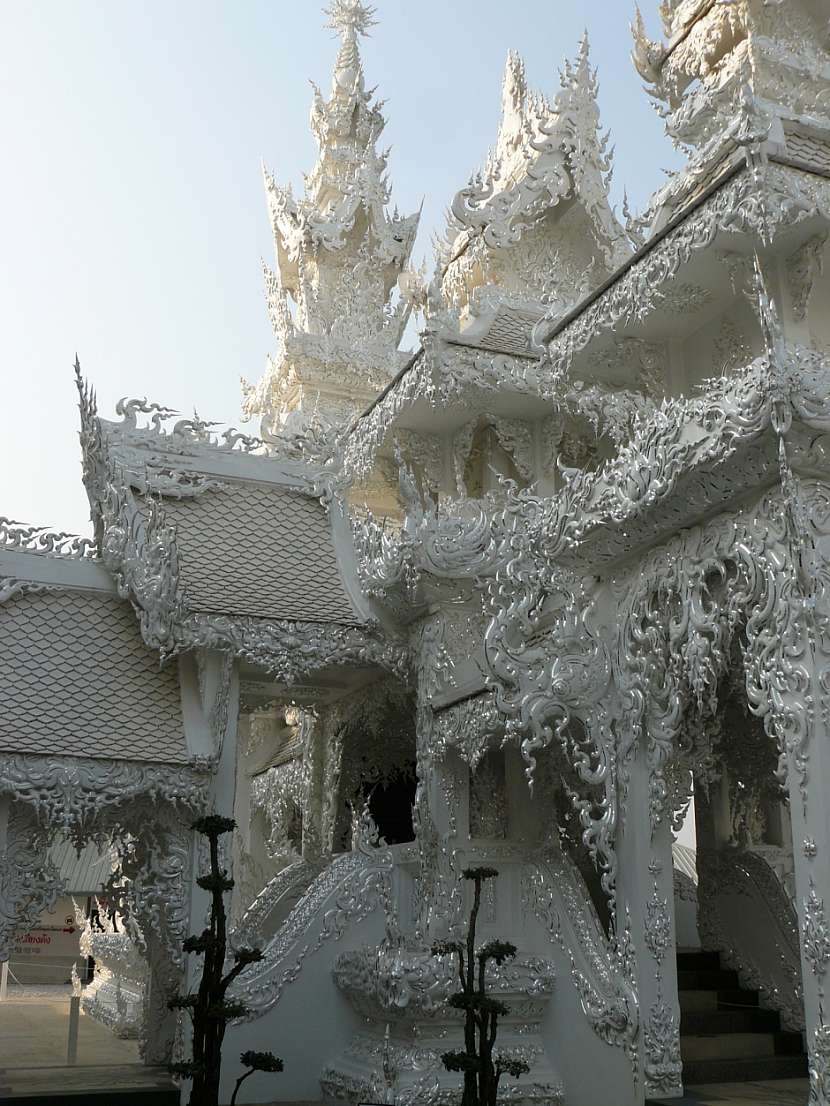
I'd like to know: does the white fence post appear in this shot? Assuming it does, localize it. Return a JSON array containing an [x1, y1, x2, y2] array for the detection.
[[67, 994, 80, 1065], [0, 960, 8, 1002]]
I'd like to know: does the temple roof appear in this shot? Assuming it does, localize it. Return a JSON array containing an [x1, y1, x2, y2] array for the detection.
[[155, 478, 359, 625], [0, 585, 188, 764]]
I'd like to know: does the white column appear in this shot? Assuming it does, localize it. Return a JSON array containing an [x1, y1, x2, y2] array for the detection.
[[616, 734, 683, 1103]]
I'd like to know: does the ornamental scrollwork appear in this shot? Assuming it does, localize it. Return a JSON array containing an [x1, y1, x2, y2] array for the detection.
[[230, 846, 395, 1019], [0, 517, 98, 560], [432, 693, 504, 771], [804, 879, 830, 985], [0, 754, 210, 835], [643, 998, 683, 1099], [97, 465, 412, 678], [0, 578, 62, 605], [614, 488, 811, 833], [811, 1021, 830, 1105], [697, 847, 804, 1031], [521, 853, 638, 1066], [0, 804, 63, 959]]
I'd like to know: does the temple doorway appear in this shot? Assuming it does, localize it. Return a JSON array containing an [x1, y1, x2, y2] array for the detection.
[[670, 684, 807, 1087]]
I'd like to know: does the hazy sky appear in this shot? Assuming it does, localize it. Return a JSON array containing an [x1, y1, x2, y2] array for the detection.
[[2, 1, 680, 536]]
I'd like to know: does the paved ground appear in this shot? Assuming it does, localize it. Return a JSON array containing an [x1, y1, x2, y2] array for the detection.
[[649, 1078, 809, 1105], [0, 995, 173, 1100], [0, 996, 809, 1105]]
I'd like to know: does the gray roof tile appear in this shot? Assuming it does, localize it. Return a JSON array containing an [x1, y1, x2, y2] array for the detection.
[[162, 482, 358, 624], [0, 590, 187, 763]]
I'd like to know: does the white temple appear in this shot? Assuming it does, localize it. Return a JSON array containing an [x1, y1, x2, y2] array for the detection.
[[3, 1, 830, 1102]]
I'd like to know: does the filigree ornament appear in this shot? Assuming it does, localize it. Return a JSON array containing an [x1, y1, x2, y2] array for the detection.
[[804, 880, 830, 983], [0, 754, 210, 833], [0, 517, 98, 560], [0, 578, 61, 605], [521, 854, 638, 1068], [0, 805, 63, 960], [614, 487, 812, 831], [811, 1021, 830, 1105], [644, 884, 671, 966], [643, 998, 683, 1098]]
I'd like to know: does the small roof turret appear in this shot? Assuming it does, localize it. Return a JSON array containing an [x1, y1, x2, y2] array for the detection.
[[433, 36, 631, 351]]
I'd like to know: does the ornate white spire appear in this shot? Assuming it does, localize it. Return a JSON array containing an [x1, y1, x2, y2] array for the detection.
[[243, 3, 420, 446]]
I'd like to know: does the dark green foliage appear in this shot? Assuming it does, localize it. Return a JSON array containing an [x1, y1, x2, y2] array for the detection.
[[477, 940, 517, 966], [441, 1050, 480, 1073], [462, 866, 499, 881], [168, 813, 283, 1106], [231, 1051, 284, 1106], [196, 873, 235, 894], [239, 1050, 284, 1073], [192, 815, 237, 837], [183, 931, 212, 955], [168, 1062, 203, 1079], [433, 867, 530, 1106]]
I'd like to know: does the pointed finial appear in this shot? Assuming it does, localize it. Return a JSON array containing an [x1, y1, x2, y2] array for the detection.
[[631, 5, 663, 85], [324, 0, 377, 40], [501, 49, 527, 119]]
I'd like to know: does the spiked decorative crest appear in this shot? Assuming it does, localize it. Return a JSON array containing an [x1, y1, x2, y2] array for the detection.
[[324, 0, 377, 39]]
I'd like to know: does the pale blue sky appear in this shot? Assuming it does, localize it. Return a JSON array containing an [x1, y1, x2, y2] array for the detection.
[[1, 1, 679, 536]]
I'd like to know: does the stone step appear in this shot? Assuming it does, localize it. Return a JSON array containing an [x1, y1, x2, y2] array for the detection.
[[678, 986, 760, 1012], [681, 1052, 809, 1086], [681, 1031, 778, 1062], [676, 949, 720, 973], [681, 1007, 781, 1035], [677, 967, 740, 990], [677, 988, 718, 1012]]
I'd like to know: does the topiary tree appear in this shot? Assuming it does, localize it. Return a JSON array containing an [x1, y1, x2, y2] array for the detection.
[[168, 815, 283, 1106], [432, 867, 530, 1106], [230, 1050, 284, 1105]]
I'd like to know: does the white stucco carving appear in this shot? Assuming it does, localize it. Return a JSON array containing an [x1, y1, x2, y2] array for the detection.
[[5, 1, 830, 1102]]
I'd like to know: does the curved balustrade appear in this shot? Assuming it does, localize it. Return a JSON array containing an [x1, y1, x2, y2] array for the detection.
[[697, 846, 803, 1031]]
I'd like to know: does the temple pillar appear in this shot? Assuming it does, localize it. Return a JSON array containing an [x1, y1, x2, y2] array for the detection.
[[771, 482, 830, 1102], [412, 635, 466, 941], [780, 642, 830, 1103], [300, 710, 324, 861], [616, 734, 683, 1103]]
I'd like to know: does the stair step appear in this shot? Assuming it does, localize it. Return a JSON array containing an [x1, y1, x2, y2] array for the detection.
[[714, 987, 760, 1009], [676, 950, 720, 972], [681, 1031, 777, 1062], [678, 989, 718, 1012], [681, 1008, 781, 1035], [682, 1052, 808, 1085], [678, 987, 760, 1012], [677, 968, 739, 989]]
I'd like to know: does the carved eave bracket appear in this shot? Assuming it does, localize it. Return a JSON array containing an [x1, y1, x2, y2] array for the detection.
[[0, 753, 212, 835]]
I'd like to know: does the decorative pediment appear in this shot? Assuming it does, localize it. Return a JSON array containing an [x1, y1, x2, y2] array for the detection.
[[436, 36, 631, 330]]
